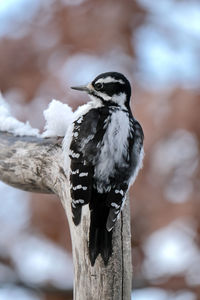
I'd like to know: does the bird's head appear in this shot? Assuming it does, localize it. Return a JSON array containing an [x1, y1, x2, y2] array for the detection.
[[71, 72, 131, 108]]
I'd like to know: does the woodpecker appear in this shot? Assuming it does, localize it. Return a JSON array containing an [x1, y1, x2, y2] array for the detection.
[[66, 72, 144, 266]]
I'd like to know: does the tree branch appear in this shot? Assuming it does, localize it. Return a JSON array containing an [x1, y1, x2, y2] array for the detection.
[[0, 132, 65, 194], [0, 131, 132, 300]]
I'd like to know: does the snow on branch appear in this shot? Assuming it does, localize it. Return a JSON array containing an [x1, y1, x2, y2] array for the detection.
[[42, 99, 73, 138], [0, 93, 74, 138], [0, 93, 74, 194]]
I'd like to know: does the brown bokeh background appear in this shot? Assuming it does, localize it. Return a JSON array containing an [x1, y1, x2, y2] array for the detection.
[[0, 0, 200, 299]]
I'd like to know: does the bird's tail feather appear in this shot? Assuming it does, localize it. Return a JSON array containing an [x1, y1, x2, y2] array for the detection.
[[89, 210, 113, 266], [71, 204, 82, 226]]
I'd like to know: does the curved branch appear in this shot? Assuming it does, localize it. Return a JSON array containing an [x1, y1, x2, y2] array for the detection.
[[0, 131, 132, 300], [0, 132, 65, 194]]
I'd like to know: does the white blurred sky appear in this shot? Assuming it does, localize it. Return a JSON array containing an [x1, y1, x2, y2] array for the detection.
[[0, 0, 200, 89]]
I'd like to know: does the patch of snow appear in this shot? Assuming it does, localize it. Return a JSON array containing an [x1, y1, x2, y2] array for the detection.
[[42, 99, 73, 137], [0, 93, 40, 137], [0, 94, 75, 138]]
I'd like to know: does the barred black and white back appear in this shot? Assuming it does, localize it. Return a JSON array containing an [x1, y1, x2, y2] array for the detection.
[[63, 72, 144, 266]]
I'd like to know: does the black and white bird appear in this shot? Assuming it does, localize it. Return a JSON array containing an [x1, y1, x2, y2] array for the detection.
[[65, 72, 144, 266]]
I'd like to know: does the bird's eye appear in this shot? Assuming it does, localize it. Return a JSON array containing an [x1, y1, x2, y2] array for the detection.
[[95, 82, 103, 91]]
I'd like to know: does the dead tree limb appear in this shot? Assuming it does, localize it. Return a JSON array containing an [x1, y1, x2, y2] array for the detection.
[[0, 131, 132, 300]]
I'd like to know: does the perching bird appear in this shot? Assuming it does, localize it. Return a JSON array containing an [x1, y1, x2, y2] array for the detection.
[[68, 72, 144, 266]]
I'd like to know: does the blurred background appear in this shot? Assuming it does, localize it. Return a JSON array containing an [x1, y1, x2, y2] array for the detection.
[[0, 0, 200, 299]]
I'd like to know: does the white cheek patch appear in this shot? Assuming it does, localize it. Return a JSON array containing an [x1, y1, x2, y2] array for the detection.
[[93, 91, 126, 105], [95, 91, 111, 101], [95, 77, 125, 85]]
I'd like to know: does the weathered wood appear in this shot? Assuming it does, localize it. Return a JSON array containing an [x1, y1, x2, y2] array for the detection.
[[0, 131, 132, 300]]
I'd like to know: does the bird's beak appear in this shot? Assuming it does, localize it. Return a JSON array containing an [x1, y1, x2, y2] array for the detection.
[[71, 84, 92, 94]]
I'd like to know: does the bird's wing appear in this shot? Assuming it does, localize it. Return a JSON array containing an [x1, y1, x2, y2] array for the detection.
[[69, 107, 109, 224], [70, 160, 94, 225], [105, 184, 128, 231]]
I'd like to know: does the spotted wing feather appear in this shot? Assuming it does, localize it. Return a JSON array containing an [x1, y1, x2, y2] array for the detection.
[[69, 108, 109, 225], [70, 161, 93, 225], [106, 184, 128, 231]]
